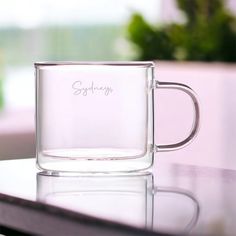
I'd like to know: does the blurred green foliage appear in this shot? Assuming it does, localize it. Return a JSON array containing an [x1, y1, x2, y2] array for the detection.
[[0, 25, 122, 66], [127, 0, 236, 62]]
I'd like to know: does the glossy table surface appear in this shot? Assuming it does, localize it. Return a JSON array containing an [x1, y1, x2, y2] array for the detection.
[[0, 158, 235, 236]]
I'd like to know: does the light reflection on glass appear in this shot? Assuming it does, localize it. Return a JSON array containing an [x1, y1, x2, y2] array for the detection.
[[37, 172, 199, 234]]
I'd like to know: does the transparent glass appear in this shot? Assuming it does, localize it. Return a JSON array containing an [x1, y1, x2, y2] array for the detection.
[[35, 61, 200, 173]]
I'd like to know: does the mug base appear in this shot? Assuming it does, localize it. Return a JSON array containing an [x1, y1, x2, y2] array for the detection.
[[37, 148, 153, 173]]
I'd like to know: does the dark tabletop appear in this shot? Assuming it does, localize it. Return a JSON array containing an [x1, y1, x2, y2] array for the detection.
[[0, 158, 235, 236]]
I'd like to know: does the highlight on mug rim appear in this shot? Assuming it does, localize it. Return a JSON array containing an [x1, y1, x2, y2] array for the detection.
[[34, 61, 155, 68]]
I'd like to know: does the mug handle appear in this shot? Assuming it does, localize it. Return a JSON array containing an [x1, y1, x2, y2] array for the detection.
[[155, 81, 200, 152]]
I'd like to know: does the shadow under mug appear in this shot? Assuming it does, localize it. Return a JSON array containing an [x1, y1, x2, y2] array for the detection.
[[35, 61, 200, 172], [37, 172, 200, 234]]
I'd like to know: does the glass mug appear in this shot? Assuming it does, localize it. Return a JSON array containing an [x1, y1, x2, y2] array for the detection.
[[35, 62, 200, 173]]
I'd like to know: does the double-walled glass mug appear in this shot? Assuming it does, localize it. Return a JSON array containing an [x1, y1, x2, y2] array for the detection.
[[35, 62, 200, 173]]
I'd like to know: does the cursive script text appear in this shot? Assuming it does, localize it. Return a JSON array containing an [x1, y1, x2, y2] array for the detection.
[[72, 80, 113, 96]]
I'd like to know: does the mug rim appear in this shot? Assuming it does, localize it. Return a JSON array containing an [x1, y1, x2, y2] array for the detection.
[[34, 61, 155, 68]]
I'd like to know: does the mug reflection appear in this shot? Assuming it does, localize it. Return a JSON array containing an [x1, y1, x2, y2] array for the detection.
[[37, 172, 199, 233]]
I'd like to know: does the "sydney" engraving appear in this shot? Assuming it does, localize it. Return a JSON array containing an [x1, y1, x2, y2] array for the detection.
[[72, 80, 113, 96]]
